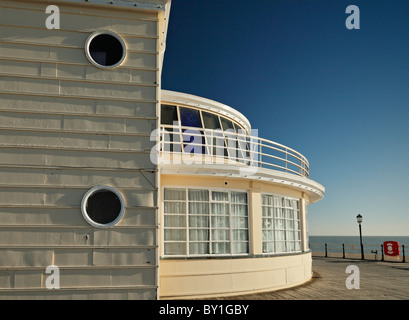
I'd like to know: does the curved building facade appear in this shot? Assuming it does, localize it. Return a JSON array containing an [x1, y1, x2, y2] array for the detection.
[[157, 90, 324, 299]]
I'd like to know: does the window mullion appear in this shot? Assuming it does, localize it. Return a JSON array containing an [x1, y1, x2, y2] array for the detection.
[[229, 192, 233, 255], [185, 187, 189, 257], [176, 106, 184, 153], [271, 201, 274, 252], [209, 190, 212, 255]]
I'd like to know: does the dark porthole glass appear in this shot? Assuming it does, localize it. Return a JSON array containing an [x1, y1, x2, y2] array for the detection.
[[86, 31, 126, 69], [81, 186, 125, 228]]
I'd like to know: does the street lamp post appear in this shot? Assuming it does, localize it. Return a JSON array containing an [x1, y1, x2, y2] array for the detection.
[[356, 214, 364, 260]]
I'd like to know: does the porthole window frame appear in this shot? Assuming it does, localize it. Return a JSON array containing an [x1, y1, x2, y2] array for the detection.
[[81, 185, 125, 228], [85, 30, 127, 69]]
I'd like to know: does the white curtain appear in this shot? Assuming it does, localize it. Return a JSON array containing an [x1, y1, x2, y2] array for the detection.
[[164, 229, 186, 241], [232, 242, 248, 254], [274, 196, 283, 207], [210, 191, 231, 254], [275, 207, 285, 219], [188, 189, 209, 201], [233, 230, 248, 241], [263, 230, 273, 241], [262, 205, 272, 217], [164, 188, 249, 256], [164, 188, 186, 201], [164, 202, 186, 214], [212, 191, 228, 202], [164, 215, 186, 228], [189, 229, 208, 241], [275, 218, 285, 230], [164, 243, 186, 255], [189, 216, 209, 228], [211, 229, 230, 241], [263, 242, 274, 253], [211, 216, 229, 228], [211, 203, 229, 216], [190, 243, 209, 255], [262, 194, 303, 254], [188, 189, 210, 254], [232, 217, 248, 229], [163, 188, 187, 256], [189, 202, 209, 215], [230, 192, 248, 254], [231, 192, 247, 204], [212, 242, 230, 254], [262, 195, 275, 252], [262, 194, 273, 206]]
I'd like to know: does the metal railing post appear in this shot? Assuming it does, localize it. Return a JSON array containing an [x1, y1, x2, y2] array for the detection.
[[381, 244, 384, 261], [342, 244, 345, 258], [158, 125, 311, 178], [325, 243, 327, 257], [402, 245, 406, 263]]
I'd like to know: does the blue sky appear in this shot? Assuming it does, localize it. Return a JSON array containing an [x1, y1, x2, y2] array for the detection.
[[161, 0, 409, 236]]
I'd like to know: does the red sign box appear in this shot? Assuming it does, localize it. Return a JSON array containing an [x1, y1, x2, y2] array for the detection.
[[383, 241, 400, 256]]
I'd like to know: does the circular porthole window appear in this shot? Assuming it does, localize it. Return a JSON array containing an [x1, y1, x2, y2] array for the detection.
[[85, 31, 126, 69], [81, 186, 125, 228]]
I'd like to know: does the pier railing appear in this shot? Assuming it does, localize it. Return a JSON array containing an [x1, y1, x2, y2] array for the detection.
[[310, 242, 407, 262], [158, 125, 310, 178]]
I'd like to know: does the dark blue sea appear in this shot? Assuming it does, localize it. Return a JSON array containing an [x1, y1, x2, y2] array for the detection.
[[309, 236, 409, 254]]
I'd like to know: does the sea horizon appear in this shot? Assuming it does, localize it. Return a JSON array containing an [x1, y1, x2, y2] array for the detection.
[[309, 235, 409, 254]]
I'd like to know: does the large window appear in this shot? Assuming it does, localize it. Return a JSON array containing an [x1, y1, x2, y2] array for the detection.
[[262, 194, 301, 254], [160, 104, 249, 160], [163, 188, 249, 257]]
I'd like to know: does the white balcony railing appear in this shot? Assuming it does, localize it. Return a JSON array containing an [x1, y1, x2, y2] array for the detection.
[[157, 125, 309, 178]]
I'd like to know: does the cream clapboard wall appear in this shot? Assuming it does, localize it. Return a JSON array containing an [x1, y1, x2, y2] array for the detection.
[[0, 0, 166, 299]]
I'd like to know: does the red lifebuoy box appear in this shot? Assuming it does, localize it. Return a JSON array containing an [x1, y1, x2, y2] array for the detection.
[[383, 241, 400, 256]]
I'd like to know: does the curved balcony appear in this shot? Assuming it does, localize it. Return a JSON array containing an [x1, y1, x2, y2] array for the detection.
[[157, 124, 309, 179]]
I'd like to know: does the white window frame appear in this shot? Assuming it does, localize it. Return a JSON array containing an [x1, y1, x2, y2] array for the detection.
[[261, 193, 302, 254], [162, 186, 251, 258], [160, 104, 248, 157]]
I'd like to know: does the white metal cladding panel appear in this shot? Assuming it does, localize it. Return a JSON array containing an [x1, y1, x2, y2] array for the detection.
[[0, 25, 157, 52], [0, 3, 158, 36], [0, 60, 157, 84], [0, 168, 155, 189], [0, 42, 157, 68], [0, 148, 154, 168], [0, 188, 155, 207], [0, 111, 156, 134], [0, 75, 157, 98], [0, 207, 156, 226], [0, 94, 157, 118], [0, 1, 160, 299]]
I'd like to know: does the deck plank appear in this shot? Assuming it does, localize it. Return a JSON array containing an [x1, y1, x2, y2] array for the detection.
[[214, 256, 409, 300]]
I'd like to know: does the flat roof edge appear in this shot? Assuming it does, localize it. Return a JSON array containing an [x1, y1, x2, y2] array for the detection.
[[56, 0, 170, 11], [161, 90, 252, 132], [160, 163, 325, 203]]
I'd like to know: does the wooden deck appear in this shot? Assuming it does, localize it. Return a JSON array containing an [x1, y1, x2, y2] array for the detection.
[[216, 256, 409, 300]]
